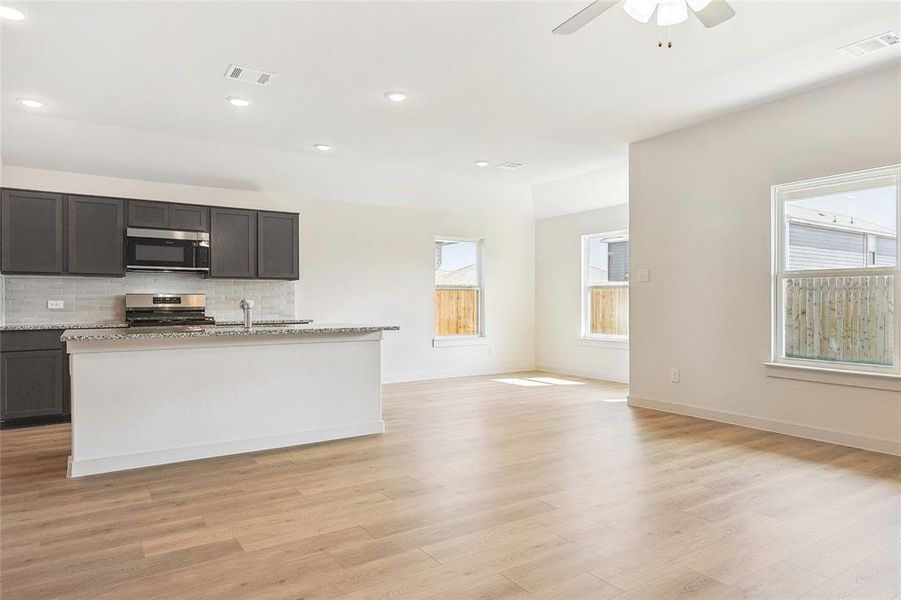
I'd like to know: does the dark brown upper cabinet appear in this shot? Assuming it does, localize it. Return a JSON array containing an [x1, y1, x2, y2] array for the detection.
[[0, 190, 65, 274], [67, 195, 125, 276], [210, 208, 257, 278], [257, 211, 299, 280], [127, 200, 168, 229], [2, 188, 297, 281], [128, 200, 209, 232], [168, 204, 209, 231]]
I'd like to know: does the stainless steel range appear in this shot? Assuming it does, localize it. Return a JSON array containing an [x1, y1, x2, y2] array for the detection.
[[125, 293, 216, 329]]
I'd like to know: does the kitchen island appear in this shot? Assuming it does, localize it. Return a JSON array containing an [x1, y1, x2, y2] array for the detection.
[[62, 323, 399, 477]]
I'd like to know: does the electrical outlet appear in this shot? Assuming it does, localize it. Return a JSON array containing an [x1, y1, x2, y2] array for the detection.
[[638, 269, 650, 283], [670, 368, 680, 383], [47, 300, 64, 310]]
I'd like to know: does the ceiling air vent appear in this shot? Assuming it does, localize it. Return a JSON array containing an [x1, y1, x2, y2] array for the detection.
[[497, 161, 525, 170], [224, 64, 275, 86], [840, 31, 899, 57]]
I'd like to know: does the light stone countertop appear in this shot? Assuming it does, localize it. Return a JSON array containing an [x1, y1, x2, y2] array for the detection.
[[212, 319, 313, 326], [1, 319, 313, 333], [0, 322, 129, 332], [61, 323, 400, 342]]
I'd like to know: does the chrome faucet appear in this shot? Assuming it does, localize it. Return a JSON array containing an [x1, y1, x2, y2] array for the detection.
[[239, 298, 253, 329]]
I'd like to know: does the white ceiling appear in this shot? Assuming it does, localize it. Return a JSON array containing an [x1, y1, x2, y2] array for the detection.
[[2, 0, 900, 206]]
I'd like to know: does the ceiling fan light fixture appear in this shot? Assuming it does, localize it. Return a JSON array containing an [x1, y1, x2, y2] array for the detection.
[[623, 0, 656, 24], [656, 0, 689, 26], [553, 0, 734, 37], [685, 0, 712, 11]]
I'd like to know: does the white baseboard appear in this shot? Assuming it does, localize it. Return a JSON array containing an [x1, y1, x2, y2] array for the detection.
[[535, 364, 629, 384], [628, 395, 900, 457], [67, 421, 385, 477], [382, 364, 535, 384]]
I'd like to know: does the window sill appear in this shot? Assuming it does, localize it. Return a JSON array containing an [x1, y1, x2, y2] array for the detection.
[[578, 336, 629, 349], [763, 362, 901, 392], [433, 337, 488, 348]]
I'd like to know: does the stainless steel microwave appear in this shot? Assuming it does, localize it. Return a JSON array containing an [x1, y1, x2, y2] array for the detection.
[[126, 228, 210, 272]]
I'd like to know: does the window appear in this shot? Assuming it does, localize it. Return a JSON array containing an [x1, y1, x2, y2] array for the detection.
[[434, 238, 482, 337], [773, 165, 900, 374], [582, 231, 629, 339]]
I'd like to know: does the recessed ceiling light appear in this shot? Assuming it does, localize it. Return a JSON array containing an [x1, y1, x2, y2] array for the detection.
[[17, 97, 44, 108], [474, 161, 490, 168], [227, 96, 251, 107], [313, 143, 332, 152], [384, 91, 408, 103], [0, 6, 26, 21]]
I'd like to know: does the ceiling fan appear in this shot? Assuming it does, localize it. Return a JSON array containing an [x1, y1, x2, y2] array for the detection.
[[553, 0, 735, 46]]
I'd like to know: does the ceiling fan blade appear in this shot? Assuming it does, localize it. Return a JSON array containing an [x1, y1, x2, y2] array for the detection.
[[693, 0, 735, 28], [552, 1, 619, 35]]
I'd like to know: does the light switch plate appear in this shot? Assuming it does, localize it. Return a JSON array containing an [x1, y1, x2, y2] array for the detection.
[[47, 300, 65, 310], [638, 269, 650, 283]]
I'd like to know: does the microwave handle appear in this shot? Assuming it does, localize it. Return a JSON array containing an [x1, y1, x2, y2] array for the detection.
[[194, 240, 209, 268]]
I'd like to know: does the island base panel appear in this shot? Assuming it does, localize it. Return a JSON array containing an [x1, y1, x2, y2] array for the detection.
[[67, 333, 384, 477]]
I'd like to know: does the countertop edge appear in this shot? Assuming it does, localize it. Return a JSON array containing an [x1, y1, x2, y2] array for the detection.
[[2, 319, 315, 333], [1, 322, 129, 332], [61, 324, 400, 342]]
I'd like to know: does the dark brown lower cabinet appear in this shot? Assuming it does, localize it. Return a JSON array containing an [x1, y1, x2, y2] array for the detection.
[[0, 330, 69, 428]]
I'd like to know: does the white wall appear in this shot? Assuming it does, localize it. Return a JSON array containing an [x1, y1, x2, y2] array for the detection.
[[535, 204, 629, 383], [2, 166, 536, 382], [2, 113, 533, 216], [531, 157, 629, 220], [629, 66, 901, 455]]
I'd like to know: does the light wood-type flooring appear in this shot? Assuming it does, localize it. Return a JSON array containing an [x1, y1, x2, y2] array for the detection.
[[1, 372, 899, 599]]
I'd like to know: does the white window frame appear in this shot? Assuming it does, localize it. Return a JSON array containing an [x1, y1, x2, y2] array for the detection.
[[770, 165, 901, 377], [433, 236, 485, 344], [581, 230, 629, 342]]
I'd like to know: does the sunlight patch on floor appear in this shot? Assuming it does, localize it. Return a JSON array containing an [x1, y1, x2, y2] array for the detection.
[[527, 377, 585, 386], [491, 378, 550, 386], [490, 377, 586, 387]]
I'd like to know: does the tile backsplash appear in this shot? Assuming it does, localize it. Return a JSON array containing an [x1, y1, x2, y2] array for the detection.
[[0, 273, 296, 325]]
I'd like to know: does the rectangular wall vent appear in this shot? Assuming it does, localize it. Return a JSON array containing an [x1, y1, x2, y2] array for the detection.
[[840, 31, 899, 57], [497, 161, 525, 170], [224, 64, 275, 86]]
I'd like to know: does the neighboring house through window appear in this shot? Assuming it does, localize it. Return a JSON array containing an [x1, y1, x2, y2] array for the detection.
[[434, 238, 482, 337], [773, 165, 900, 374], [582, 231, 629, 339]]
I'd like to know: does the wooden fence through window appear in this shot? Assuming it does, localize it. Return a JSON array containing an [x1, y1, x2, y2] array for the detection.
[[784, 275, 895, 366], [590, 286, 629, 336], [435, 288, 479, 336]]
